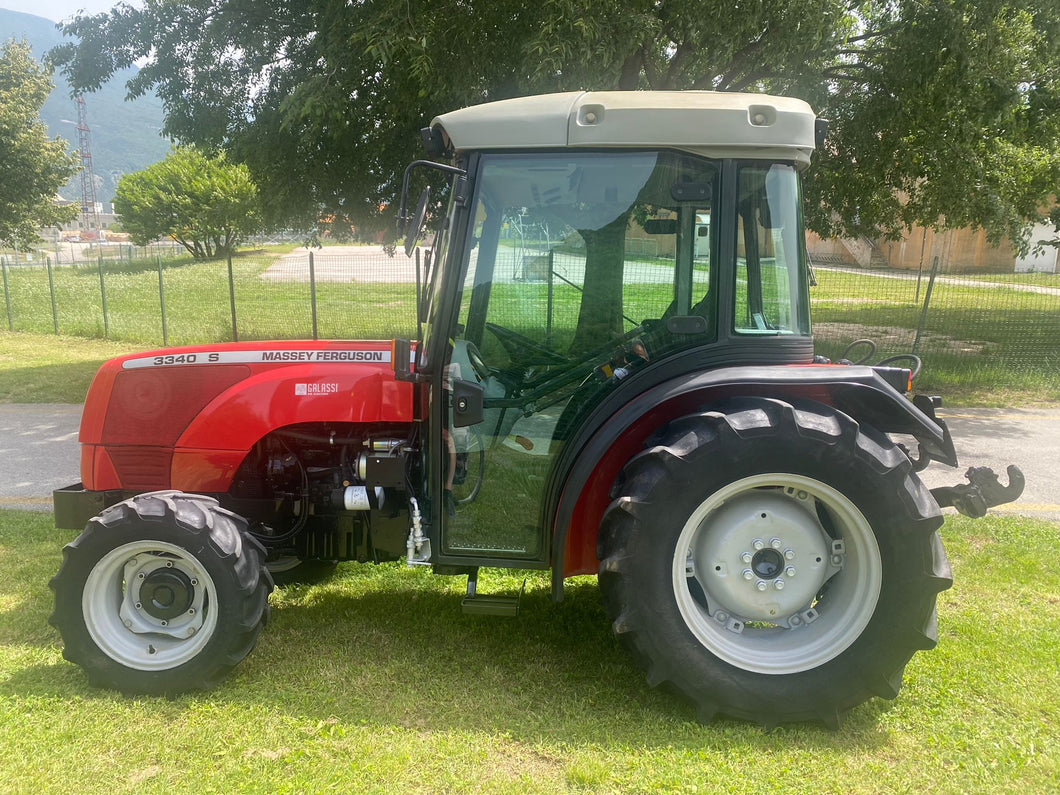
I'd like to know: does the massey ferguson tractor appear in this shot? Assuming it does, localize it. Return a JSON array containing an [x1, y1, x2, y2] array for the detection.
[[50, 91, 1023, 727]]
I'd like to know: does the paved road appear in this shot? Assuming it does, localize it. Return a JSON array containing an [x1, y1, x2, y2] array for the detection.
[[1, 403, 1057, 523], [0, 404, 82, 512]]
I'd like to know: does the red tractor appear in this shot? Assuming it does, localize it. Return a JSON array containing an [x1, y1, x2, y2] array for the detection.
[[51, 91, 1023, 726]]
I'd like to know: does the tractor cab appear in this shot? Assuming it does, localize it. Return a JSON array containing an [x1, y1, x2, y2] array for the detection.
[[399, 92, 820, 566]]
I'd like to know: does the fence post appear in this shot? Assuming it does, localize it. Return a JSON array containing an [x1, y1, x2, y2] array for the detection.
[[1, 259, 11, 331], [227, 251, 238, 342], [157, 254, 168, 346], [47, 257, 59, 334], [309, 250, 319, 340], [97, 253, 109, 338], [912, 256, 940, 355]]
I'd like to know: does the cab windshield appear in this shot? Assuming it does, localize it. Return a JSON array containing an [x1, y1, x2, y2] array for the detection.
[[433, 150, 808, 560]]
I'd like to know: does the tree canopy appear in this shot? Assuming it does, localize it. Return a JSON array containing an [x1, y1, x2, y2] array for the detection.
[[51, 1, 1060, 246], [0, 39, 77, 249], [113, 147, 262, 259]]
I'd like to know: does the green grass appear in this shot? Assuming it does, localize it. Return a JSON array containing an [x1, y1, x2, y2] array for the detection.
[[0, 332, 143, 403], [0, 254, 418, 346], [1, 510, 1056, 792]]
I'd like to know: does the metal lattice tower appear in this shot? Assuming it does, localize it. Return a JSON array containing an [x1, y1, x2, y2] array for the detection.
[[75, 96, 100, 234]]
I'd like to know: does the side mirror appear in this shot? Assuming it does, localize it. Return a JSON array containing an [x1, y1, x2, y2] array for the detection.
[[404, 187, 430, 257]]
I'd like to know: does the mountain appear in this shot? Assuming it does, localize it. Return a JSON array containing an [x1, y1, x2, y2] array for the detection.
[[0, 8, 170, 208]]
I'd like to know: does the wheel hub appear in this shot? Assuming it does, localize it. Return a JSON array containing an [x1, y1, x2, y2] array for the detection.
[[751, 548, 784, 579], [118, 554, 208, 639], [691, 488, 834, 623], [139, 569, 194, 620]]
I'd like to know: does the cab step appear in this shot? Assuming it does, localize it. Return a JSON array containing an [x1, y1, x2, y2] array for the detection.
[[461, 571, 525, 617]]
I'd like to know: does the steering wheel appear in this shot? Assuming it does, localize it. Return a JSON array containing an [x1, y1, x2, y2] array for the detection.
[[484, 322, 570, 366], [463, 340, 493, 382], [875, 353, 923, 380], [841, 338, 877, 365]]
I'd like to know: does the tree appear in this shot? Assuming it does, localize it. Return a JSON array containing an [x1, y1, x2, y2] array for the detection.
[[113, 147, 262, 259], [50, 1, 1060, 343], [0, 39, 77, 249]]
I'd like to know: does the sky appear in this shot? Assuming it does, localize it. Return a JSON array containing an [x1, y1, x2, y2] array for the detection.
[[0, 1, 123, 23]]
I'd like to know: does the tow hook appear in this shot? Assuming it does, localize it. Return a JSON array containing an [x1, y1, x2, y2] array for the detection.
[[931, 465, 1025, 518]]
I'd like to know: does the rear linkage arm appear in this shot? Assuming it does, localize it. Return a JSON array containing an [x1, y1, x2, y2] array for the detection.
[[931, 465, 1025, 519]]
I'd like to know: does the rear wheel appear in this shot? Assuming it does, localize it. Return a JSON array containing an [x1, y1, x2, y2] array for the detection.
[[598, 397, 952, 727], [50, 491, 272, 694]]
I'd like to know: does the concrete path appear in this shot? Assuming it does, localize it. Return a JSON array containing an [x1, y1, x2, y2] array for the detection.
[[816, 263, 1060, 296], [1, 402, 1056, 524]]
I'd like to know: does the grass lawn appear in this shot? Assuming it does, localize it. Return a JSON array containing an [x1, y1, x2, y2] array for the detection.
[[0, 510, 1056, 793]]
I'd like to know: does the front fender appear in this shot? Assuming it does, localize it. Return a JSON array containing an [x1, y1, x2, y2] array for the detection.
[[547, 364, 955, 599]]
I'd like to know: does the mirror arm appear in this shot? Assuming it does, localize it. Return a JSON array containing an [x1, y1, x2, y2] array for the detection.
[[397, 160, 467, 234]]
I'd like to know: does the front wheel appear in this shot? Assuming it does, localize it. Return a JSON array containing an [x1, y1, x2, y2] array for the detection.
[[598, 397, 952, 727], [50, 491, 272, 694]]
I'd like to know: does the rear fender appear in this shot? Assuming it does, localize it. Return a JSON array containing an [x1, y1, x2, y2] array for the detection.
[[549, 364, 955, 598]]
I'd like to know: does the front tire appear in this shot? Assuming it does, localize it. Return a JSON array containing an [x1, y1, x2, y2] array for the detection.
[[50, 491, 272, 694], [598, 397, 952, 727]]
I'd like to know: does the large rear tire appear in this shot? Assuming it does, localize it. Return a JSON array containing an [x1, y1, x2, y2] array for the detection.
[[50, 491, 272, 694], [598, 397, 952, 727]]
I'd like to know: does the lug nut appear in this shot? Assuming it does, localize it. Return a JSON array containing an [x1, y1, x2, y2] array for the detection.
[[755, 580, 768, 592], [741, 552, 752, 564], [137, 572, 145, 580], [784, 548, 795, 560], [742, 569, 754, 581], [752, 538, 765, 550], [785, 566, 797, 578], [773, 579, 785, 590], [770, 537, 782, 549]]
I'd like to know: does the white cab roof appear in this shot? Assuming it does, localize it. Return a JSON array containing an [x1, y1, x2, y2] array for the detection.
[[432, 91, 817, 166]]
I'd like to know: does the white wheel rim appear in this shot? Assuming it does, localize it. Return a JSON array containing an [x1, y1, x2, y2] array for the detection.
[[82, 540, 219, 671], [672, 474, 882, 674]]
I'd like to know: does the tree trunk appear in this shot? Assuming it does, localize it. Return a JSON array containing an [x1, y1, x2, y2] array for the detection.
[[568, 210, 630, 354]]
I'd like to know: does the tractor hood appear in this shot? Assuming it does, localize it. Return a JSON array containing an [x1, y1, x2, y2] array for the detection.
[[78, 340, 414, 492]]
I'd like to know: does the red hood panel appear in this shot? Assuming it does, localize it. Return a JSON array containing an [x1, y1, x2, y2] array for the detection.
[[82, 340, 414, 450]]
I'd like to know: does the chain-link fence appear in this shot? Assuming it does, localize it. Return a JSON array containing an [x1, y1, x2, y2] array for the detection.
[[0, 248, 419, 346], [810, 260, 1060, 384], [0, 246, 1056, 388]]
